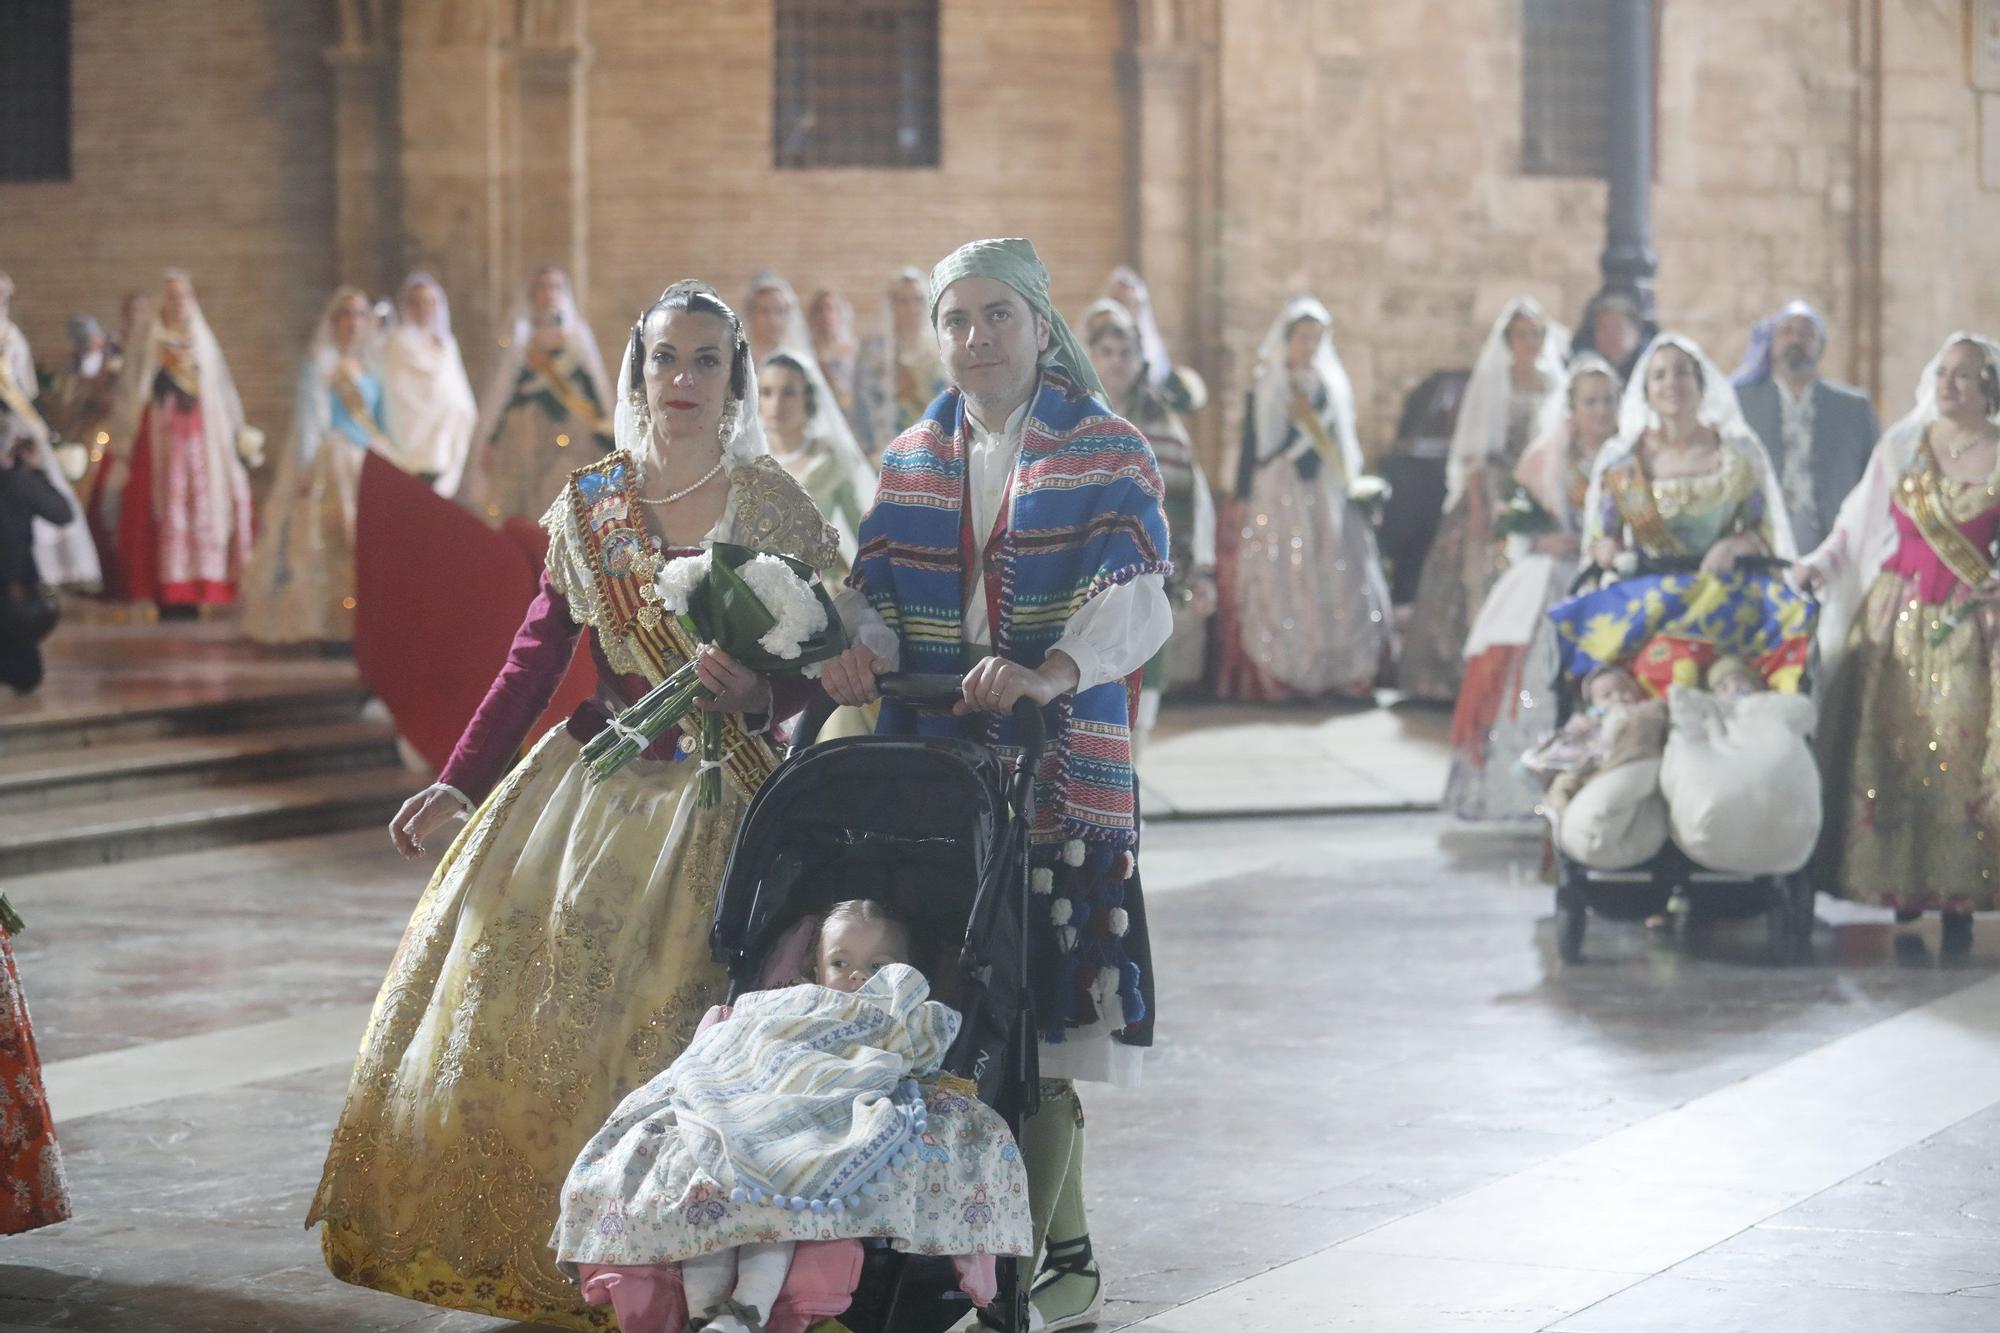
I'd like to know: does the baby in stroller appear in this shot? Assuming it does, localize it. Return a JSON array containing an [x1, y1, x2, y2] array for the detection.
[[1529, 652, 1821, 877], [553, 899, 1032, 1333], [1525, 664, 1670, 869]]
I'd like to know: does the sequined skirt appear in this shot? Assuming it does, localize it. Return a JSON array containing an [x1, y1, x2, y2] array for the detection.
[[1816, 575, 2000, 909], [308, 727, 740, 1328]]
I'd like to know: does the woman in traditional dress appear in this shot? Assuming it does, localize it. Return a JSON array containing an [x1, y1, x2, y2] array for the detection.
[[1399, 298, 1568, 701], [1085, 298, 1216, 739], [379, 272, 477, 496], [0, 274, 101, 592], [1443, 355, 1621, 820], [1216, 296, 1391, 701], [93, 270, 255, 610], [807, 286, 868, 442], [1584, 333, 1795, 573], [0, 919, 70, 1237], [855, 266, 951, 461], [460, 265, 614, 525], [42, 314, 122, 506], [758, 350, 874, 575], [243, 288, 386, 645], [1795, 334, 2000, 948], [309, 280, 838, 1328]]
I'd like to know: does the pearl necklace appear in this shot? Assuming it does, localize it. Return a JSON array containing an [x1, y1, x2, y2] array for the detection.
[[635, 457, 724, 506]]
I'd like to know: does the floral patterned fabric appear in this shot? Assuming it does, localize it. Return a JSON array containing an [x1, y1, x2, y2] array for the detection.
[[0, 927, 71, 1236]]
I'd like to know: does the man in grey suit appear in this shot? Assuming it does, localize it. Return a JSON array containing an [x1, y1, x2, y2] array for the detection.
[[1732, 300, 1878, 555]]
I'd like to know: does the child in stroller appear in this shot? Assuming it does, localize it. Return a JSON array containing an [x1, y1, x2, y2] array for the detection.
[[553, 898, 1032, 1333], [1539, 556, 1821, 961]]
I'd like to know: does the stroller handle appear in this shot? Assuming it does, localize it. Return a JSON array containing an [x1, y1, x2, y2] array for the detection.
[[786, 672, 1049, 809]]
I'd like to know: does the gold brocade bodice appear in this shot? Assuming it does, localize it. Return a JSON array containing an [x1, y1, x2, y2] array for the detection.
[[1646, 447, 1756, 523]]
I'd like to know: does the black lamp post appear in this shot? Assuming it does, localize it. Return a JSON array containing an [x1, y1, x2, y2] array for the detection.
[[1597, 0, 1658, 319]]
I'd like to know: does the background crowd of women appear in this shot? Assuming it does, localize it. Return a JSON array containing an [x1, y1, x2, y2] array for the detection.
[[4, 259, 1996, 937]]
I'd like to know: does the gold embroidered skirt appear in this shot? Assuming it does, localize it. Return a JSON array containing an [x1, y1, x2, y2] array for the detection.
[[1817, 576, 2000, 910], [308, 727, 740, 1327]]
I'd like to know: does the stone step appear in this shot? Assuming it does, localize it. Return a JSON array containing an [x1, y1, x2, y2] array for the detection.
[[0, 767, 415, 878], [0, 720, 403, 815], [0, 683, 374, 758]]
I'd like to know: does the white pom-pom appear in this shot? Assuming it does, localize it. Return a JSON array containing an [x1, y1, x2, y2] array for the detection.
[[1098, 966, 1122, 995], [1062, 839, 1087, 867], [1031, 868, 1055, 895], [1108, 908, 1129, 937], [1051, 898, 1072, 926]]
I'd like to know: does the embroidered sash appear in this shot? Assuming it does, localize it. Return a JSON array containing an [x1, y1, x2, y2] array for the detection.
[[1285, 398, 1349, 484], [331, 367, 391, 451], [525, 345, 611, 438], [1604, 458, 1687, 557], [1900, 443, 1996, 591], [562, 456, 782, 797]]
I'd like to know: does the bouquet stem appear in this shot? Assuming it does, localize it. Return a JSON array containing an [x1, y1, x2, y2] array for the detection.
[[580, 661, 711, 783]]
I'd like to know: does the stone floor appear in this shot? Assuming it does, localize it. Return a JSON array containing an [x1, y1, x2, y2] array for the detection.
[[8, 810, 2000, 1331]]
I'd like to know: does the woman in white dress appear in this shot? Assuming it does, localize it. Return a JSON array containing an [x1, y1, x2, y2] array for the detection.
[[1399, 298, 1568, 701], [379, 272, 477, 496], [0, 272, 100, 591], [1216, 296, 1392, 701], [1442, 355, 1621, 820]]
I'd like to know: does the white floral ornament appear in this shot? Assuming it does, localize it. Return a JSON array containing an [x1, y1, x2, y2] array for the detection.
[[737, 553, 829, 659], [654, 551, 712, 613]]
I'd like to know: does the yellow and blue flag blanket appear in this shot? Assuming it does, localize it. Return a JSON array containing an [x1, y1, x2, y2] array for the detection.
[[1547, 570, 1818, 695]]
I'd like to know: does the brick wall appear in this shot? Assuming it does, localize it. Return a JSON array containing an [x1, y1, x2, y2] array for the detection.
[[0, 2, 338, 443], [581, 0, 1128, 383]]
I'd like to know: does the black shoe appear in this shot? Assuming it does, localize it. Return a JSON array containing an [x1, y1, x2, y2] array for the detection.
[[1942, 911, 1974, 956], [1895, 908, 1924, 925]]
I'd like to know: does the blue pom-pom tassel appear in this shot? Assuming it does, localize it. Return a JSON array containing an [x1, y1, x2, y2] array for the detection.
[[846, 1193, 861, 1209], [828, 1197, 845, 1213], [809, 1199, 826, 1214], [729, 1187, 747, 1204]]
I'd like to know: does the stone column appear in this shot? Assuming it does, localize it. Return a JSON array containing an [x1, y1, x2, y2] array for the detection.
[[323, 41, 398, 296], [398, 0, 509, 375], [1129, 0, 1224, 464], [515, 36, 590, 307], [1597, 0, 1659, 317]]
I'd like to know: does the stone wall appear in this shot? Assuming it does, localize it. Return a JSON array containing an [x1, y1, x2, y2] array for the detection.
[[581, 0, 1129, 381], [1197, 0, 1873, 465], [0, 2, 338, 442]]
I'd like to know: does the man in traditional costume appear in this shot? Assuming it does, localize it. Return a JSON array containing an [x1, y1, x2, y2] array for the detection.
[[823, 238, 1170, 1332], [1732, 299, 1878, 555]]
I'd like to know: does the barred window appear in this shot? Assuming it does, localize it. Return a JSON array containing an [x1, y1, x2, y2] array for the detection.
[[0, 0, 72, 182], [773, 0, 940, 170], [1521, 0, 1609, 179]]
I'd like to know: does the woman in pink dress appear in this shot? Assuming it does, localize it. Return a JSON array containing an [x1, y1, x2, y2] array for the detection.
[[1795, 333, 2000, 949]]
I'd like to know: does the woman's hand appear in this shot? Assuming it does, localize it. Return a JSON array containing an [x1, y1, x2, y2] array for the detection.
[[820, 644, 889, 707], [691, 645, 773, 715], [1699, 533, 1765, 577], [390, 784, 468, 858], [954, 653, 1079, 716], [1590, 538, 1623, 570], [1189, 575, 1219, 618], [1788, 561, 1827, 596], [1534, 533, 1581, 560]]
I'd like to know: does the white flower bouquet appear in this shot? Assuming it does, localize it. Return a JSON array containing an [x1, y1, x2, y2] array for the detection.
[[581, 541, 849, 801]]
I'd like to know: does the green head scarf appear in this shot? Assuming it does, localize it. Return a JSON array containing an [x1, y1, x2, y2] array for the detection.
[[927, 237, 1107, 403]]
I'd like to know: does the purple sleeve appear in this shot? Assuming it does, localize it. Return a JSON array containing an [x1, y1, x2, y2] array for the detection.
[[439, 571, 585, 804]]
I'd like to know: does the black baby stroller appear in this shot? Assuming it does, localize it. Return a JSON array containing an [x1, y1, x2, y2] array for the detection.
[[707, 674, 1044, 1333], [1548, 555, 1818, 966]]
